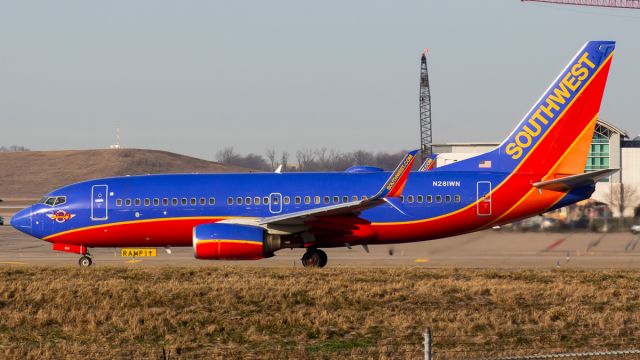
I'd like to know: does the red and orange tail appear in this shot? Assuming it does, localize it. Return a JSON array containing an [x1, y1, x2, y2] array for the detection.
[[442, 41, 615, 178], [499, 40, 614, 176]]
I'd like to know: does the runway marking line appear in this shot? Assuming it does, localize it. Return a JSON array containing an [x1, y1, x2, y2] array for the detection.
[[414, 258, 430, 263], [126, 259, 142, 264], [0, 261, 27, 265]]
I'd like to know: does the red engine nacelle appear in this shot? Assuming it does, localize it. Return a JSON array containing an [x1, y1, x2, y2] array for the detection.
[[193, 223, 280, 260]]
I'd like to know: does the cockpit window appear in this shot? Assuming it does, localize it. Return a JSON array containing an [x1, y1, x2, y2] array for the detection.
[[40, 196, 67, 207]]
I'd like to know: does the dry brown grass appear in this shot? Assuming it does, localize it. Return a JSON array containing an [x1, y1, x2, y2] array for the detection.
[[1, 267, 640, 359]]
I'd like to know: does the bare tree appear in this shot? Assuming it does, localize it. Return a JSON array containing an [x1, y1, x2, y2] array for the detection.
[[0, 145, 30, 152], [607, 183, 639, 226], [296, 148, 315, 171], [265, 147, 277, 171], [352, 150, 374, 166], [215, 147, 238, 164], [280, 151, 289, 172]]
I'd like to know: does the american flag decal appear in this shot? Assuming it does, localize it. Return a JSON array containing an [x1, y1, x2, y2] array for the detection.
[[479, 160, 492, 169]]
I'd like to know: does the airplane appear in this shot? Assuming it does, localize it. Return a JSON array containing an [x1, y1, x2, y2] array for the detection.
[[11, 40, 617, 267]]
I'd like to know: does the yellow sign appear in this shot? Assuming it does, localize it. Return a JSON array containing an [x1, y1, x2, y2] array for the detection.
[[121, 248, 157, 257]]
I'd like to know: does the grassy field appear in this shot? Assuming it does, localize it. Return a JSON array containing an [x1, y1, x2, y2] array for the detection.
[[1, 267, 640, 359]]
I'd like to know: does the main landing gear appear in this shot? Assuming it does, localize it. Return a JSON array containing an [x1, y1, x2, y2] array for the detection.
[[301, 248, 327, 268], [78, 255, 93, 267]]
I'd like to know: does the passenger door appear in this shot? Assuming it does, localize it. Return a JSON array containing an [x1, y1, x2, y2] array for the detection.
[[91, 185, 109, 220], [476, 181, 492, 216]]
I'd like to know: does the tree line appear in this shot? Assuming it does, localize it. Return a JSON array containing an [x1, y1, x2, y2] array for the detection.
[[215, 147, 408, 172], [0, 145, 30, 152]]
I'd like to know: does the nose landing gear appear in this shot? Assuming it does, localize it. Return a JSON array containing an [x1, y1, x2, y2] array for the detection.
[[301, 248, 327, 268]]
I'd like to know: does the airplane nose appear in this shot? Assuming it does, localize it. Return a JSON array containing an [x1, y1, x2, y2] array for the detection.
[[11, 206, 32, 231]]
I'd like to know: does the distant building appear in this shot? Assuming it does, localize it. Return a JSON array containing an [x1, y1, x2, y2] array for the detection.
[[432, 119, 640, 218]]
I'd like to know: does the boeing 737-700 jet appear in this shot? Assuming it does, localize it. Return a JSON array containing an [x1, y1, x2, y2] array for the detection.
[[12, 41, 617, 267]]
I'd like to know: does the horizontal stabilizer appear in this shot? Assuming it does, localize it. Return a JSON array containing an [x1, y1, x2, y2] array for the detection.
[[532, 169, 618, 192]]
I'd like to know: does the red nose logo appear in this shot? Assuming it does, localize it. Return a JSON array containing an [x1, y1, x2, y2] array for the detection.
[[46, 210, 76, 223]]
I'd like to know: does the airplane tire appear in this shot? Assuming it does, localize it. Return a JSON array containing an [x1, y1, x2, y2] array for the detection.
[[79, 256, 92, 267], [301, 248, 327, 268], [317, 249, 328, 268]]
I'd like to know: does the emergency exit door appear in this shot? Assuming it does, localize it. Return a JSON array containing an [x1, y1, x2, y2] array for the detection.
[[476, 181, 492, 216]]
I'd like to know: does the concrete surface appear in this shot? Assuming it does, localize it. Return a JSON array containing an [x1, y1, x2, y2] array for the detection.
[[1, 225, 639, 268]]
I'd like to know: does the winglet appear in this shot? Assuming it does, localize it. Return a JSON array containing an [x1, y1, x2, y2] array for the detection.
[[373, 149, 419, 199], [418, 153, 438, 172]]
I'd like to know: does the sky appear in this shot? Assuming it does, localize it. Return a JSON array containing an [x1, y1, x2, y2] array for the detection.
[[1, 1, 639, 161]]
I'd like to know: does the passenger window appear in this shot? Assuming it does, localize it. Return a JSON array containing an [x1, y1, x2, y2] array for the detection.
[[445, 195, 452, 203], [295, 196, 301, 205], [172, 198, 178, 206], [454, 195, 461, 203], [200, 198, 206, 205], [236, 197, 242, 205], [342, 196, 348, 203], [407, 195, 414, 203], [417, 195, 424, 203], [333, 196, 339, 204], [190, 198, 196, 206], [283, 196, 290, 205], [153, 198, 159, 206], [362, 195, 368, 200], [436, 195, 442, 203], [314, 196, 320, 204], [135, 198, 141, 206], [116, 199, 123, 207], [351, 196, 358, 202], [263, 196, 269, 205], [304, 196, 311, 205], [125, 199, 132, 206], [245, 197, 252, 205], [162, 198, 169, 206], [254, 197, 260, 205], [144, 198, 150, 206], [427, 195, 433, 203], [324, 196, 330, 204], [209, 197, 216, 205], [227, 197, 233, 205], [181, 198, 187, 206], [400, 196, 405, 203], [272, 197, 279, 205]]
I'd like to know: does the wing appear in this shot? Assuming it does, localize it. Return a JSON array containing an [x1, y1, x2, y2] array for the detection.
[[221, 150, 419, 227]]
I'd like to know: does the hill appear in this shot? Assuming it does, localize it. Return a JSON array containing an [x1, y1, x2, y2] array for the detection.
[[0, 149, 251, 199]]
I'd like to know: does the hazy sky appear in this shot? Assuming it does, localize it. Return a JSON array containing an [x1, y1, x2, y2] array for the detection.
[[1, 1, 639, 160]]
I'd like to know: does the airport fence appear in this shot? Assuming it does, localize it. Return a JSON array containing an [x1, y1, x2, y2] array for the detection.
[[423, 327, 640, 360], [5, 327, 640, 359]]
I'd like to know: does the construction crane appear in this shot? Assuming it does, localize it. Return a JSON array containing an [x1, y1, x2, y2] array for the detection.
[[419, 49, 433, 164], [521, 0, 640, 9]]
